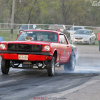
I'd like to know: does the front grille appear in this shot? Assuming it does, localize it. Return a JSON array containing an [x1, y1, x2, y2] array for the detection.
[[7, 44, 42, 52], [84, 41, 88, 42], [75, 38, 83, 40]]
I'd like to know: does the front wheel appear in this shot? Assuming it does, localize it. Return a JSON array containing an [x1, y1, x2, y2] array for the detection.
[[1, 58, 10, 74], [64, 51, 76, 71], [47, 57, 55, 76]]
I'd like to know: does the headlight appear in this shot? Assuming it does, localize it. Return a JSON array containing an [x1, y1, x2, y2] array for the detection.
[[44, 45, 50, 51], [0, 44, 5, 49]]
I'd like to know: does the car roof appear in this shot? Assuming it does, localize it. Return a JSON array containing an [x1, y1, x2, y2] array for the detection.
[[23, 29, 63, 35]]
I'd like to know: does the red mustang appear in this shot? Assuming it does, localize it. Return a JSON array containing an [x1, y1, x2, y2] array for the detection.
[[0, 30, 77, 76]]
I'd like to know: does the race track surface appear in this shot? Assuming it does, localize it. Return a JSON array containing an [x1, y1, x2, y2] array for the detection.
[[0, 45, 100, 100]]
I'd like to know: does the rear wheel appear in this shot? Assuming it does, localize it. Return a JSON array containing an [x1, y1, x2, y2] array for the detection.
[[64, 51, 76, 71], [47, 57, 55, 76], [1, 58, 10, 74]]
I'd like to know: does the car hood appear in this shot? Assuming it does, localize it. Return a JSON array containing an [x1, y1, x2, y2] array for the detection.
[[73, 34, 90, 37], [0, 41, 54, 45]]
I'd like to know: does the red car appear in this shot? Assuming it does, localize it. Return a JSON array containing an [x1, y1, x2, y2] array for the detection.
[[0, 30, 77, 76]]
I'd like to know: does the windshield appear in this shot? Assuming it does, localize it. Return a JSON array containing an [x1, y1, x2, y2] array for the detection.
[[74, 30, 90, 35], [17, 31, 58, 42], [70, 27, 83, 31], [20, 25, 36, 29], [48, 25, 64, 29]]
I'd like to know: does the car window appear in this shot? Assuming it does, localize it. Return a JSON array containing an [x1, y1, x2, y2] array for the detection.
[[20, 25, 28, 29], [84, 30, 90, 35], [75, 30, 90, 35], [17, 31, 58, 42], [70, 27, 84, 31], [29, 25, 33, 29], [59, 34, 67, 44], [20, 25, 36, 29]]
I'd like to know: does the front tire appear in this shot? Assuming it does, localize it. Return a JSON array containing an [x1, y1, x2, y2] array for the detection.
[[64, 51, 76, 71], [1, 58, 10, 74], [47, 57, 55, 76]]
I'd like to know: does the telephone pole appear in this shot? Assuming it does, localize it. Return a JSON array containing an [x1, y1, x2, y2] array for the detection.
[[10, 0, 15, 38]]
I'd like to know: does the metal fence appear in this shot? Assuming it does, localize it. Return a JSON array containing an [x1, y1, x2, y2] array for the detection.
[[0, 23, 100, 34]]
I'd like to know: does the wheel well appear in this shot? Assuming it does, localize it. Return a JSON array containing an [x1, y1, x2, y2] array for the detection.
[[71, 50, 75, 57], [53, 50, 57, 60]]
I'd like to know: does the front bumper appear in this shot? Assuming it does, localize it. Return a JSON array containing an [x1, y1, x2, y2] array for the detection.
[[0, 51, 52, 61], [72, 39, 89, 44]]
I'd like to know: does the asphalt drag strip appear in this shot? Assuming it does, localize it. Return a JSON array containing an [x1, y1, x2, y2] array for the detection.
[[0, 45, 100, 100]]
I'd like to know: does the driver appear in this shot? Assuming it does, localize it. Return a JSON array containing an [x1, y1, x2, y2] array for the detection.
[[48, 34, 54, 41]]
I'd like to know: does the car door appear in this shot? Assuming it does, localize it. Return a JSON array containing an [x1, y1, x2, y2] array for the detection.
[[59, 34, 71, 63], [64, 34, 72, 63]]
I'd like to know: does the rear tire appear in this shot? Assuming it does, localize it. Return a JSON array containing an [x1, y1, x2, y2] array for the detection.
[[1, 58, 10, 74], [64, 51, 76, 71], [47, 57, 55, 76]]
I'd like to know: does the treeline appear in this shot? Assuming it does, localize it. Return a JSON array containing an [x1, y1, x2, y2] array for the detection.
[[0, 0, 100, 26]]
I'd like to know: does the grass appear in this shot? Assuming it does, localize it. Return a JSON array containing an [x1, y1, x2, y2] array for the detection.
[[0, 30, 17, 41]]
